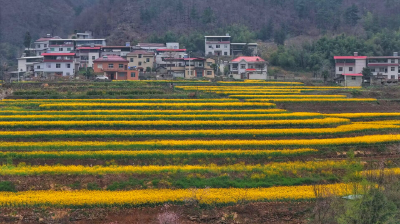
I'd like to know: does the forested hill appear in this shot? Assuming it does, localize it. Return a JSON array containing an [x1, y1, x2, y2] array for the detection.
[[2, 0, 400, 70]]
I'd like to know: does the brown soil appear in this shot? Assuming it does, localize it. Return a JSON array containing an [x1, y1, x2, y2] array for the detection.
[[277, 100, 400, 113], [0, 201, 313, 224]]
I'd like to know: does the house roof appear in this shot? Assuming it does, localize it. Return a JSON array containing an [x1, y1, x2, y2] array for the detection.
[[35, 36, 61, 42], [157, 49, 186, 52], [343, 73, 363, 76], [231, 56, 265, 62], [41, 53, 75, 56], [334, 56, 368, 60], [127, 50, 154, 56], [137, 43, 166, 47], [76, 47, 101, 50], [101, 46, 131, 49], [368, 56, 400, 59], [184, 58, 205, 61], [94, 55, 128, 62]]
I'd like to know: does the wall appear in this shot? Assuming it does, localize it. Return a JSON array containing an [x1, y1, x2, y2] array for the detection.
[[17, 59, 27, 72], [88, 52, 100, 67], [249, 73, 267, 80], [36, 62, 75, 76], [341, 76, 363, 87]]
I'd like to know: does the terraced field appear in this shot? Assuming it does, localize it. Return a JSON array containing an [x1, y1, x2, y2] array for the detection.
[[1, 80, 400, 223]]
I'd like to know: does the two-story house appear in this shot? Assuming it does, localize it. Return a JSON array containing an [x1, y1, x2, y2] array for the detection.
[[76, 46, 102, 68], [17, 54, 43, 77], [93, 55, 138, 81], [127, 50, 155, 72], [155, 48, 187, 69], [229, 56, 267, 80], [205, 35, 231, 56], [34, 35, 61, 56], [35, 53, 77, 77], [164, 58, 215, 79], [367, 54, 399, 80]]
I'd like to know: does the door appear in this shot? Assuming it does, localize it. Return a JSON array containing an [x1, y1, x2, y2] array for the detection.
[[110, 73, 115, 80]]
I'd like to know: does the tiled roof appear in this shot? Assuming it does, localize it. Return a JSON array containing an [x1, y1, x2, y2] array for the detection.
[[94, 55, 128, 62], [127, 50, 154, 56], [231, 56, 265, 62], [334, 56, 368, 59]]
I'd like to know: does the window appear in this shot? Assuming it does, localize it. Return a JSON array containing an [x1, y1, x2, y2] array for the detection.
[[207, 71, 212, 76], [391, 75, 396, 79], [224, 52, 228, 56], [67, 48, 71, 51], [224, 45, 228, 48], [131, 72, 136, 77], [130, 58, 133, 62], [248, 64, 254, 69], [50, 48, 55, 51], [207, 62, 212, 66], [380, 68, 385, 72], [37, 44, 40, 48], [391, 59, 395, 63], [391, 67, 396, 71], [55, 64, 61, 68], [138, 62, 142, 66], [208, 45, 212, 49], [216, 45, 220, 48], [97, 63, 102, 69], [59, 48, 63, 51], [240, 64, 246, 69], [339, 67, 343, 71], [108, 64, 114, 68], [351, 76, 356, 80], [146, 58, 150, 62], [37, 65, 40, 69], [92, 56, 95, 60], [44, 44, 47, 48], [119, 64, 123, 68], [179, 63, 183, 67], [138, 54, 142, 58], [349, 67, 353, 72], [198, 63, 203, 67], [67, 64, 71, 68]]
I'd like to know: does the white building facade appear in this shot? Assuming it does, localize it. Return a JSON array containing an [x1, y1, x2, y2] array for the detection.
[[229, 56, 268, 80], [35, 53, 77, 77]]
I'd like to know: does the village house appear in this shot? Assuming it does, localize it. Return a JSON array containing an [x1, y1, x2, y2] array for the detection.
[[229, 56, 268, 80], [136, 43, 167, 52], [334, 52, 400, 86], [93, 55, 138, 81], [155, 48, 187, 73], [163, 58, 215, 79], [34, 35, 61, 56], [205, 35, 258, 56], [34, 53, 78, 77], [126, 50, 155, 72], [76, 46, 101, 68], [101, 46, 132, 58]]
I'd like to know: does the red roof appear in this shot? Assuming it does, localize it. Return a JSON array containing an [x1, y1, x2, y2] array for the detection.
[[94, 55, 128, 62], [343, 73, 363, 76], [35, 36, 61, 42], [246, 68, 256, 71], [157, 49, 186, 52], [184, 58, 205, 61], [231, 56, 265, 62], [334, 56, 367, 60], [76, 47, 101, 50], [41, 53, 75, 56]]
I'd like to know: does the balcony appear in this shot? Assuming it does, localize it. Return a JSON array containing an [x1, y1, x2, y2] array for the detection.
[[43, 59, 73, 63], [101, 67, 127, 72]]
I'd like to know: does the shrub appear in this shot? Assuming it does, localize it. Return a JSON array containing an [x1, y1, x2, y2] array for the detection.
[[0, 181, 16, 192]]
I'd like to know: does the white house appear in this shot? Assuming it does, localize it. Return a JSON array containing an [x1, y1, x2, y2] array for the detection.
[[155, 48, 187, 68], [76, 46, 102, 68], [334, 52, 399, 81], [205, 35, 231, 56], [34, 35, 61, 56], [35, 53, 77, 77], [229, 56, 268, 80]]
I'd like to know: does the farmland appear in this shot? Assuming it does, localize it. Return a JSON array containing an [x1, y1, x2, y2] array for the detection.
[[1, 81, 400, 223]]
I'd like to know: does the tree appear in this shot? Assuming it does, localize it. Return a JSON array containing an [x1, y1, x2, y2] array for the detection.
[[258, 20, 273, 41], [274, 27, 286, 46], [23, 32, 32, 49], [345, 4, 360, 26], [242, 44, 253, 56], [190, 5, 198, 21], [202, 7, 214, 24]]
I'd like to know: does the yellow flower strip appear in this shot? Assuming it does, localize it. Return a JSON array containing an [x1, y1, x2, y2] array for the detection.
[[0, 183, 353, 207], [0, 160, 348, 176], [0, 118, 349, 128], [38, 102, 276, 110], [245, 98, 377, 102], [2, 98, 239, 102], [1, 134, 400, 150], [361, 168, 400, 176], [215, 91, 302, 95], [0, 109, 287, 115], [325, 113, 400, 119], [216, 81, 304, 85], [230, 95, 347, 98], [0, 123, 395, 139], [0, 149, 319, 159], [0, 112, 323, 121]]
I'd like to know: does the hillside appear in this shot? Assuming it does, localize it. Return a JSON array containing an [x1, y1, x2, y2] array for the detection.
[[2, 0, 400, 69]]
